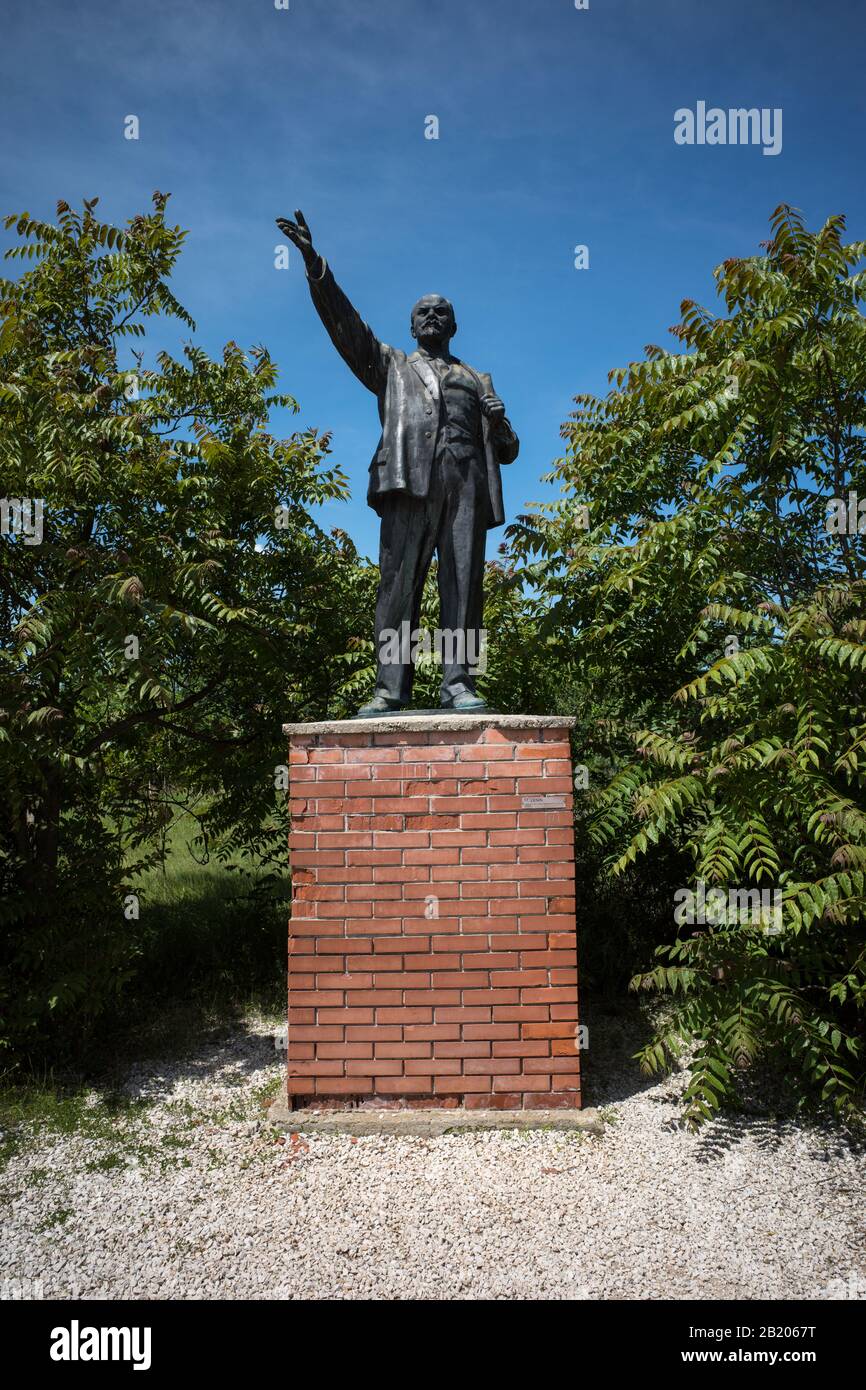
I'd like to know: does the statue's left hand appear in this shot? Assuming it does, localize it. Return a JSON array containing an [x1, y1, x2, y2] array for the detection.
[[480, 393, 506, 424]]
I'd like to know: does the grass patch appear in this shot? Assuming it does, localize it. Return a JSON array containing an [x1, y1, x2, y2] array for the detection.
[[36, 1207, 75, 1231]]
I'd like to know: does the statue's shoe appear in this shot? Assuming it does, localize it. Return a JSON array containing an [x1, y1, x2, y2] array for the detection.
[[353, 695, 405, 719], [441, 693, 490, 713]]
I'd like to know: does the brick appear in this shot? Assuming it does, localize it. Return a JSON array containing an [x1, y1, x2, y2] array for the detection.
[[288, 1060, 344, 1076], [462, 952, 519, 970], [523, 1022, 578, 1039], [435, 1042, 491, 1059], [432, 971, 490, 989], [490, 862, 546, 881], [377, 1007, 433, 1024], [317, 1042, 372, 1060], [351, 747, 400, 763], [433, 901, 488, 918], [459, 880, 508, 898], [463, 1023, 520, 1040], [291, 990, 345, 1007], [529, 952, 577, 969], [318, 1008, 374, 1024], [350, 1058, 403, 1076], [410, 953, 460, 971], [546, 827, 574, 844], [489, 829, 545, 845], [405, 1023, 462, 1040], [461, 814, 514, 830], [315, 1078, 373, 1094], [518, 845, 574, 865], [285, 1079, 315, 1096], [347, 1025, 402, 1041], [491, 970, 549, 988], [459, 742, 515, 759], [405, 1058, 462, 1076], [522, 1056, 583, 1075], [435, 1007, 490, 1023], [433, 1076, 491, 1094], [291, 850, 345, 867], [404, 848, 459, 865], [350, 991, 402, 1007], [495, 1074, 552, 1092], [494, 1040, 551, 1058], [372, 1077, 434, 1094], [314, 867, 373, 883], [293, 954, 341, 972], [484, 898, 522, 916], [403, 990, 461, 1006], [288, 1007, 314, 1025], [410, 815, 460, 830], [461, 778, 515, 796], [404, 880, 460, 898], [491, 935, 545, 952], [374, 831, 429, 848], [288, 1026, 343, 1042], [348, 954, 402, 971], [317, 900, 368, 918], [346, 884, 402, 901], [464, 1092, 522, 1109], [374, 971, 430, 989], [463, 1057, 521, 1075], [325, 974, 374, 990], [460, 989, 520, 1005], [289, 920, 344, 938], [433, 933, 488, 952], [373, 865, 430, 882], [372, 935, 430, 952], [348, 850, 401, 866], [520, 915, 575, 933], [524, 1091, 580, 1109]]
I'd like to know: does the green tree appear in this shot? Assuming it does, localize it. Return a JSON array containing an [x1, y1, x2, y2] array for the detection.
[[0, 194, 370, 1049], [509, 206, 866, 1123]]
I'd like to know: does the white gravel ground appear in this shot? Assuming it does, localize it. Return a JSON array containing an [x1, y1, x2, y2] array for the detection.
[[1, 1014, 864, 1301]]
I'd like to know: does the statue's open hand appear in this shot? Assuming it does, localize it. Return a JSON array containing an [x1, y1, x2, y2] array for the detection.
[[275, 210, 316, 266], [480, 393, 506, 424]]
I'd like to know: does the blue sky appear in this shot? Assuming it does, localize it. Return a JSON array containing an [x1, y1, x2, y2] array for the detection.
[[3, 0, 865, 559]]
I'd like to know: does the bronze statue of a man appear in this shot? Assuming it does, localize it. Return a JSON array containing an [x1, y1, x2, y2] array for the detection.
[[276, 210, 519, 718]]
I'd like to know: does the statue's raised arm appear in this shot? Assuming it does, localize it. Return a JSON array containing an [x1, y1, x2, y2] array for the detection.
[[276, 209, 390, 397]]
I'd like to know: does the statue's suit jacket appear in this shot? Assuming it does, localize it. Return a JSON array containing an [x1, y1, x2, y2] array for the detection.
[[306, 259, 519, 529]]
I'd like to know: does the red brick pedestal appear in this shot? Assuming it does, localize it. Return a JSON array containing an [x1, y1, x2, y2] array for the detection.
[[283, 714, 580, 1110]]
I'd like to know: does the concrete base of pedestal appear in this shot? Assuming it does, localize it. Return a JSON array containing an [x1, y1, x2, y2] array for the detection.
[[266, 1090, 603, 1137]]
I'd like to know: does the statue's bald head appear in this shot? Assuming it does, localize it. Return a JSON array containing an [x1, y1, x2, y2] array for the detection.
[[410, 294, 456, 347]]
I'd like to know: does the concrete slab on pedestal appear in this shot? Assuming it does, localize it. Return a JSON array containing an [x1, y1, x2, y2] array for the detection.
[[283, 712, 577, 735]]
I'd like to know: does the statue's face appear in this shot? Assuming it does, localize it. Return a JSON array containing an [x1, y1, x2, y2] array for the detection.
[[410, 295, 456, 347]]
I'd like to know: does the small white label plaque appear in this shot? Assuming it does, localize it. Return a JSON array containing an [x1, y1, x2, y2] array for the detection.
[[521, 794, 567, 810]]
